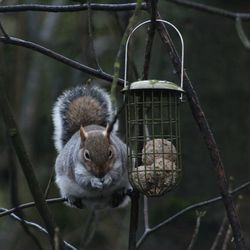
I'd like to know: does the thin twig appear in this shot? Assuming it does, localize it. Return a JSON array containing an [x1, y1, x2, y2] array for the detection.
[[80, 210, 97, 249], [54, 227, 60, 250], [187, 210, 206, 250], [136, 180, 250, 249], [210, 214, 228, 250], [0, 3, 148, 13], [0, 20, 9, 39], [44, 168, 55, 199], [0, 197, 66, 217], [0, 81, 64, 248], [111, 0, 142, 105], [0, 35, 124, 85], [168, 0, 250, 20], [142, 0, 157, 80], [8, 149, 43, 250], [235, 17, 250, 49], [154, 10, 247, 250], [222, 225, 232, 250], [112, 12, 140, 81], [0, 208, 77, 250], [210, 177, 234, 250], [87, 0, 102, 71]]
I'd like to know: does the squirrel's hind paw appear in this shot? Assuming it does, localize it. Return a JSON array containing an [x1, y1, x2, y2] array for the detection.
[[110, 188, 129, 208], [66, 196, 84, 209]]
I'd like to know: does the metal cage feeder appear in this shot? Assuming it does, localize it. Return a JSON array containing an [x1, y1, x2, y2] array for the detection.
[[123, 20, 185, 197]]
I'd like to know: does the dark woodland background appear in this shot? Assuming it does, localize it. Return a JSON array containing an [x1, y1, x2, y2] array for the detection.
[[0, 0, 250, 249]]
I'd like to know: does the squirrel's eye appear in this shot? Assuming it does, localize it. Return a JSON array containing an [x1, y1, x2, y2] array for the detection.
[[108, 149, 113, 159], [84, 150, 90, 160]]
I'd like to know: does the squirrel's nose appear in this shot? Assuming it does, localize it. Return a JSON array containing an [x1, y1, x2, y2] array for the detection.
[[95, 171, 105, 179]]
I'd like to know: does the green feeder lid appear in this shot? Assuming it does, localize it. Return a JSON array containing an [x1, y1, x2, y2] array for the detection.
[[122, 80, 184, 92]]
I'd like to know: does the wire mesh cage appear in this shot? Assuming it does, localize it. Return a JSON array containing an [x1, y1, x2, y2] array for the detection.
[[123, 20, 185, 197], [123, 80, 184, 196]]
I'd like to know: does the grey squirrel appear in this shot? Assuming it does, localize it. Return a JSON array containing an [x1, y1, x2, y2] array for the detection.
[[52, 85, 131, 209]]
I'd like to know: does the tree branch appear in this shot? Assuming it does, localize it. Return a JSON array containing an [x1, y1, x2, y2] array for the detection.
[[0, 2, 148, 13], [0, 20, 9, 39], [0, 81, 65, 249], [0, 197, 66, 218], [80, 210, 97, 249], [0, 208, 77, 250], [187, 211, 206, 250], [136, 180, 250, 249], [8, 149, 43, 250], [0, 35, 124, 85], [87, 0, 103, 71], [111, 0, 143, 105], [222, 225, 233, 250], [235, 17, 250, 49], [154, 10, 247, 250], [141, 0, 157, 80], [210, 214, 228, 250], [44, 169, 55, 199], [168, 0, 250, 20]]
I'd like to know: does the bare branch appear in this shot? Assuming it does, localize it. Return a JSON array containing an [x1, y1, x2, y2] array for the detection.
[[111, 0, 143, 105], [187, 211, 206, 250], [0, 20, 9, 39], [210, 177, 234, 250], [0, 35, 124, 85], [87, 0, 103, 71], [136, 180, 250, 249], [142, 0, 157, 80], [0, 208, 77, 250], [154, 10, 247, 250], [8, 149, 43, 250], [235, 17, 250, 49], [44, 168, 55, 199], [80, 210, 97, 249], [168, 0, 250, 20], [0, 197, 66, 217], [210, 214, 228, 250], [54, 227, 60, 250], [0, 2, 148, 13], [222, 225, 233, 250], [0, 81, 65, 248]]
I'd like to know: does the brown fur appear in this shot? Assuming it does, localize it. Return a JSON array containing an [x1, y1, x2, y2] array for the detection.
[[67, 96, 105, 134], [80, 130, 114, 178]]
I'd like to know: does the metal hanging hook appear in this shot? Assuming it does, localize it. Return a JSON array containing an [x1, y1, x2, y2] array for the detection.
[[124, 19, 184, 96]]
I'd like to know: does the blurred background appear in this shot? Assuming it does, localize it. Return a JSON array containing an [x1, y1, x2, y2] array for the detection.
[[0, 0, 249, 249]]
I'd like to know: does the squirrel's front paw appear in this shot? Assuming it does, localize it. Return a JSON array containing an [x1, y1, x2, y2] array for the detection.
[[90, 177, 103, 189], [103, 175, 112, 187]]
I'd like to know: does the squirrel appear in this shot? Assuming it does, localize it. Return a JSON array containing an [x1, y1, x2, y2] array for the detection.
[[52, 85, 131, 209]]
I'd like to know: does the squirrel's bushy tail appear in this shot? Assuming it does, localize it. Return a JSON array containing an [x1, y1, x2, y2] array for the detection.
[[52, 85, 114, 152]]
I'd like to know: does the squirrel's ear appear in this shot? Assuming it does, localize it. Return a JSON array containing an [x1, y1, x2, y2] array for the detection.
[[80, 126, 88, 143], [103, 123, 111, 139]]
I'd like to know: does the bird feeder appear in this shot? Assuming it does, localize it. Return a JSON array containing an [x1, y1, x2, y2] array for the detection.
[[123, 20, 185, 197]]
